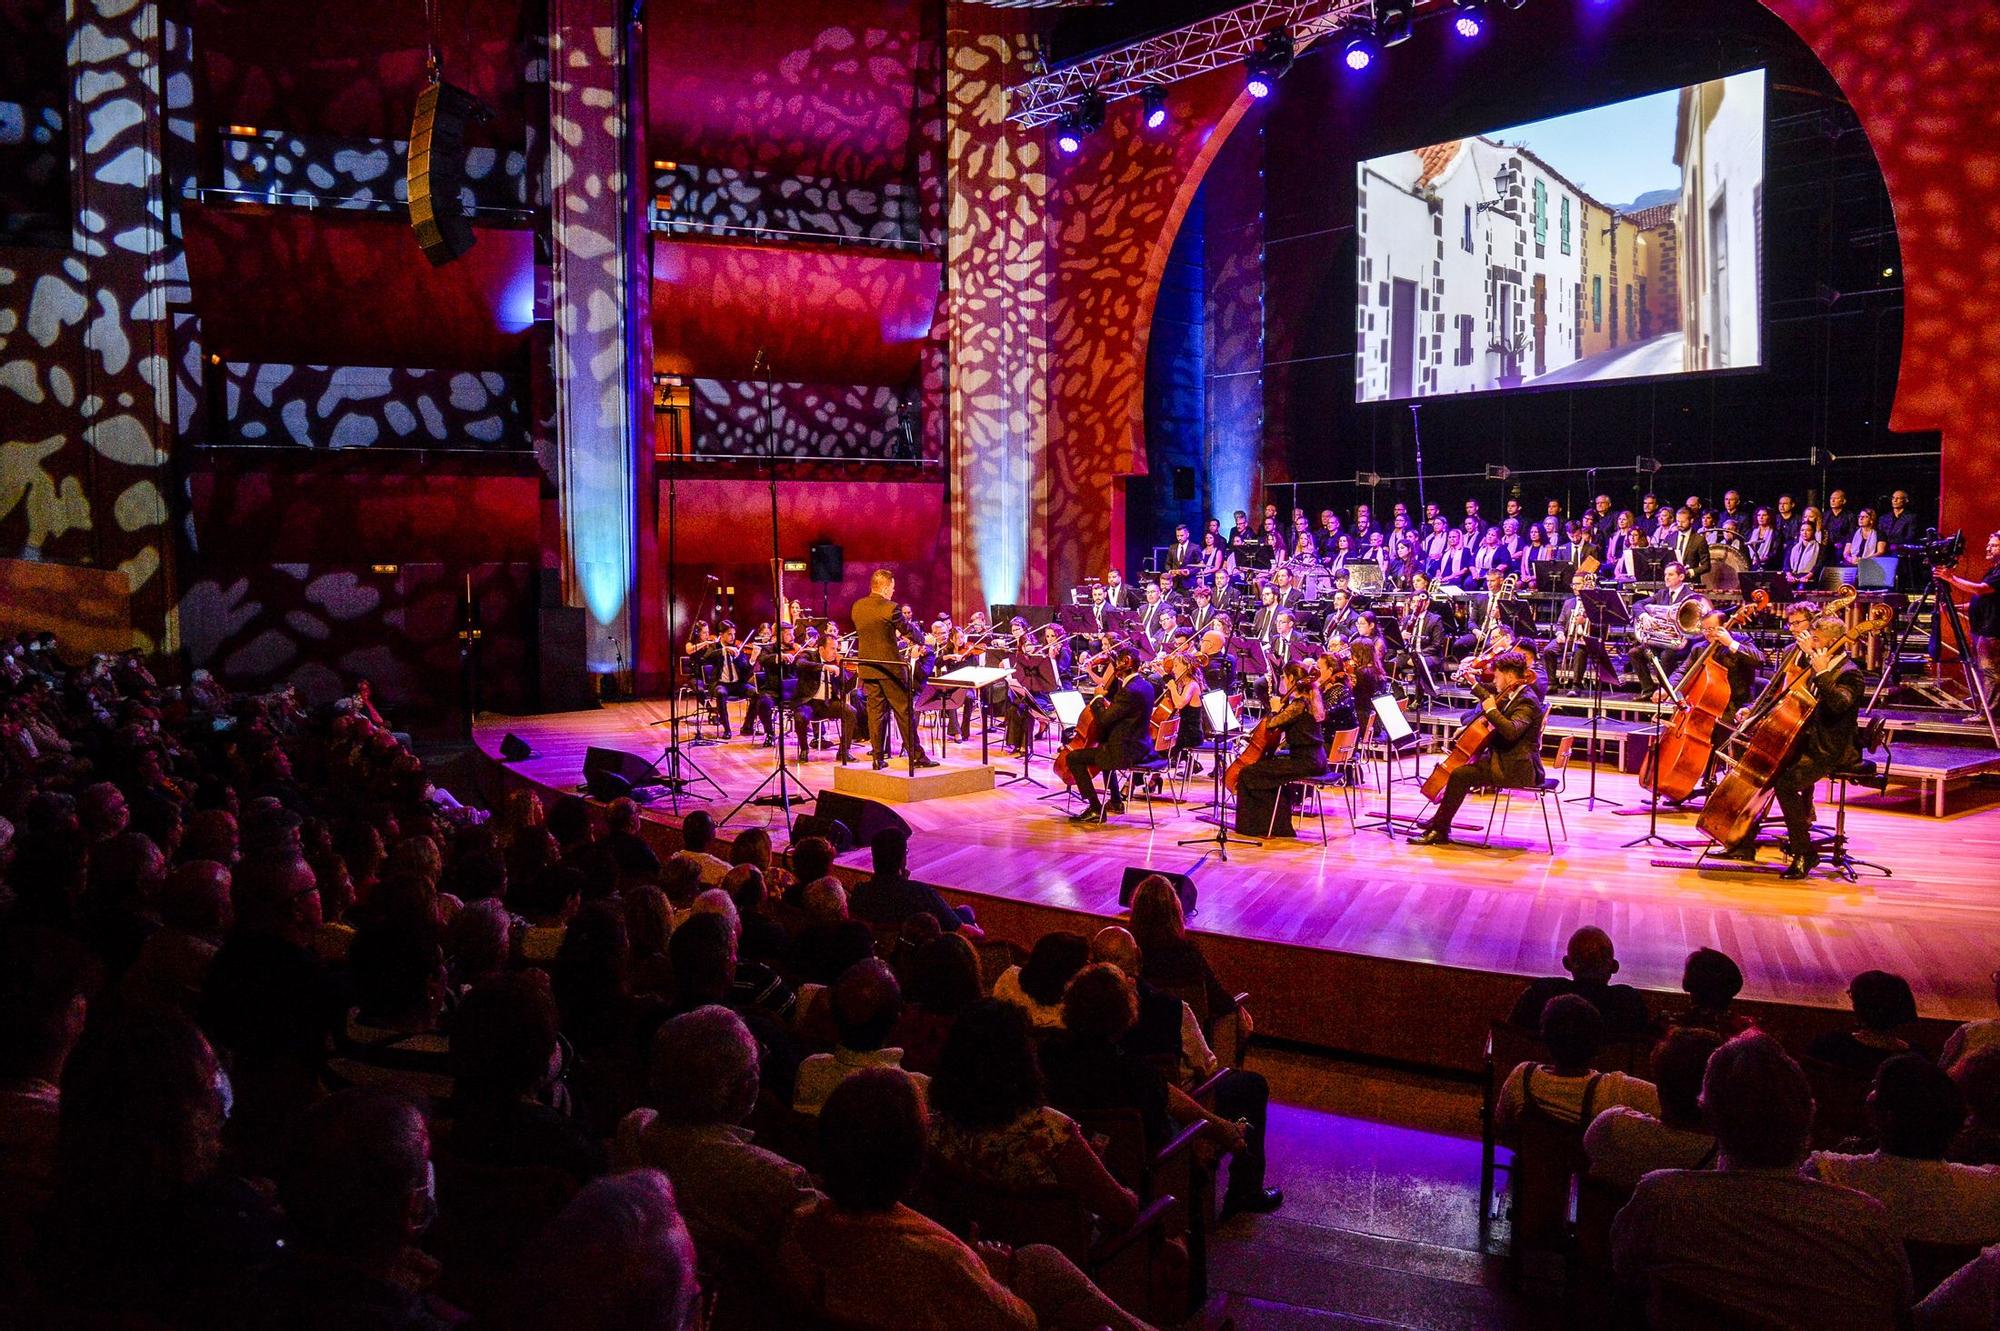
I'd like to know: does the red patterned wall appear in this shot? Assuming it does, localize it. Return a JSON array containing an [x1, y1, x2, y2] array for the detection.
[[1039, 0, 2000, 580]]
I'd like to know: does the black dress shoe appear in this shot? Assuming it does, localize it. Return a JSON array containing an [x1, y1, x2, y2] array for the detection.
[[1069, 806, 1105, 824], [1409, 828, 1451, 847], [1222, 1186, 1285, 1218]]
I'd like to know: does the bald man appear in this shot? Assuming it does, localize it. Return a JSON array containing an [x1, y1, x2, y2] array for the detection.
[[1506, 925, 1654, 1037]]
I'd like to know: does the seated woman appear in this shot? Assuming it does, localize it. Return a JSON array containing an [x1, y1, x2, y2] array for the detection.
[[1232, 662, 1328, 838]]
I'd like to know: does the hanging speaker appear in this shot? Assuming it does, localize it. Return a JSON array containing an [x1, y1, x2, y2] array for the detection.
[[809, 542, 845, 584], [407, 80, 485, 267], [499, 733, 533, 762]]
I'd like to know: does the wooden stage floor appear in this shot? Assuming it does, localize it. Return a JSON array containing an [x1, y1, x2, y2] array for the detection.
[[473, 703, 2000, 1034]]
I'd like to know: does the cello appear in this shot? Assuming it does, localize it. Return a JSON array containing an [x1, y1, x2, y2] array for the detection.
[[1640, 590, 1771, 803], [1695, 605, 1892, 848]]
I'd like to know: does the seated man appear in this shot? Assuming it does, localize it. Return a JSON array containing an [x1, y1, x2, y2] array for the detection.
[[1807, 1053, 2000, 1245], [1583, 1027, 1723, 1189], [1613, 1032, 1912, 1330], [1063, 648, 1157, 825], [1507, 925, 1655, 1038], [793, 959, 929, 1116], [850, 829, 980, 938], [778, 1068, 1157, 1331], [1410, 650, 1544, 848], [615, 1005, 819, 1260]]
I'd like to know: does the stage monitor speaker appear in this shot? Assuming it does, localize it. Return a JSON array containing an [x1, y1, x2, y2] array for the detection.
[[790, 814, 853, 855], [583, 745, 659, 801], [499, 733, 533, 762], [1118, 865, 1197, 918], [812, 791, 910, 849], [407, 80, 484, 266], [809, 542, 845, 583]]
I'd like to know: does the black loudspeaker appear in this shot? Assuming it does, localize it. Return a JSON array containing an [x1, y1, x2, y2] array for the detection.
[[809, 542, 845, 583], [812, 791, 910, 849], [583, 746, 659, 800], [1118, 865, 1198, 918], [407, 80, 484, 266], [538, 606, 593, 713], [789, 814, 854, 855], [499, 733, 533, 762]]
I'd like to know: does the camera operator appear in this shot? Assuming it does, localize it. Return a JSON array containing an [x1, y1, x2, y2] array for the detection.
[[1935, 529, 2000, 707]]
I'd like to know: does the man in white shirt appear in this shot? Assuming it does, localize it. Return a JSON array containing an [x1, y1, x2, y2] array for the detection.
[[1807, 1053, 2000, 1245], [1613, 1032, 1912, 1331]]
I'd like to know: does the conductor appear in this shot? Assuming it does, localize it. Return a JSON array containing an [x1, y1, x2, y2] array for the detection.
[[851, 568, 937, 771]]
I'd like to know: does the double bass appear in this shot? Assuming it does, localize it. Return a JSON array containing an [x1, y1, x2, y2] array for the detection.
[[1695, 605, 1892, 848], [1640, 590, 1772, 803]]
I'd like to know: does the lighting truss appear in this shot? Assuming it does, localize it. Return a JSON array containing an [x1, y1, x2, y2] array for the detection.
[[1006, 0, 1375, 127]]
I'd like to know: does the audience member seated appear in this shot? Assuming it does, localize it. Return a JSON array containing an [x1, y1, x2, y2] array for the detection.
[[891, 932, 984, 1077], [1807, 1053, 2000, 1244], [228, 1087, 457, 1331], [787, 876, 878, 987], [501, 1169, 701, 1331], [722, 863, 788, 964], [38, 1007, 286, 1326], [614, 1004, 819, 1260], [327, 920, 454, 1102], [669, 810, 731, 886], [1583, 1027, 1723, 1188], [1507, 925, 1653, 1038], [780, 1066, 1159, 1331], [850, 828, 982, 938], [445, 973, 604, 1183], [1666, 946, 1753, 1036], [1043, 962, 1280, 1216], [1612, 1031, 1912, 1330], [121, 859, 231, 1017], [994, 930, 1089, 1029], [794, 957, 929, 1115], [1950, 1049, 2000, 1166], [1807, 969, 1921, 1075], [928, 997, 1139, 1229], [1941, 965, 2000, 1077], [1497, 994, 1661, 1137]]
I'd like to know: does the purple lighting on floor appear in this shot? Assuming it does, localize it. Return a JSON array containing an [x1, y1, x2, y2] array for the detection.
[[1454, 12, 1483, 37]]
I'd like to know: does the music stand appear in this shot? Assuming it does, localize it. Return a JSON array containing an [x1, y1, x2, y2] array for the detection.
[[1177, 688, 1260, 858], [1356, 694, 1427, 836]]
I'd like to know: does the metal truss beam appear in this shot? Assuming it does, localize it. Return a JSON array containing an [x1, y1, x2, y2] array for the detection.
[[1005, 0, 1373, 127]]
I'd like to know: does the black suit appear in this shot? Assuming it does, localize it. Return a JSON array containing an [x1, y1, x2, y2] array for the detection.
[[1668, 528, 1711, 580], [1071, 673, 1158, 810], [851, 593, 928, 763], [1427, 683, 1545, 830]]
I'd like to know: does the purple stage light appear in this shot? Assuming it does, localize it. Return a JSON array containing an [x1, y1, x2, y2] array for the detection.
[[1454, 12, 1483, 37]]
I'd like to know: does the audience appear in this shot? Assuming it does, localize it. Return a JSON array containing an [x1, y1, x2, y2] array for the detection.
[[780, 1066, 1158, 1331], [615, 1005, 818, 1261], [794, 957, 929, 1114], [1808, 969, 1921, 1074], [1507, 925, 1652, 1038], [1496, 994, 1661, 1135], [1583, 1027, 1722, 1188], [1612, 1032, 1912, 1329], [1806, 1053, 2000, 1244]]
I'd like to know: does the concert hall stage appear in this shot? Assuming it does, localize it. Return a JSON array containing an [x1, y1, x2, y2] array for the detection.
[[472, 704, 1999, 1072]]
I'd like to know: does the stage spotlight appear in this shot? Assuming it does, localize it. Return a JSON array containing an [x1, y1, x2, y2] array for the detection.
[[1246, 29, 1295, 97], [1375, 0, 1415, 46], [1342, 29, 1380, 72], [1141, 84, 1170, 130]]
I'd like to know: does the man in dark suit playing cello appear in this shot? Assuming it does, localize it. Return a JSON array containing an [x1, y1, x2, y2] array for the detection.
[[851, 569, 938, 771], [1066, 646, 1157, 824], [1410, 650, 1544, 847]]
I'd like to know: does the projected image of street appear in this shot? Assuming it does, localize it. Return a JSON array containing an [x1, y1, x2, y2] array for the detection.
[[1354, 68, 1765, 402]]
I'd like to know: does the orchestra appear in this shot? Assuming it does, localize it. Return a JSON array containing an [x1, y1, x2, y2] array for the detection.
[[672, 489, 1937, 869]]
